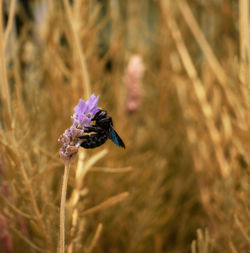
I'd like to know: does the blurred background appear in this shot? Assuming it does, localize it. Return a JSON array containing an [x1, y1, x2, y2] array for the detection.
[[0, 0, 250, 252]]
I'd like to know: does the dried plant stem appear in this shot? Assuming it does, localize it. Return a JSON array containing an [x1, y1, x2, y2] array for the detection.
[[19, 164, 53, 252], [163, 4, 230, 178], [177, 0, 243, 119], [81, 192, 129, 216], [67, 209, 78, 253], [0, 0, 11, 128], [239, 0, 250, 66], [239, 0, 250, 103], [178, 0, 227, 85], [0, 193, 35, 220], [60, 162, 71, 253], [91, 166, 132, 173], [3, 0, 16, 48], [63, 0, 91, 99], [10, 226, 44, 253], [3, 133, 53, 250], [86, 223, 103, 253]]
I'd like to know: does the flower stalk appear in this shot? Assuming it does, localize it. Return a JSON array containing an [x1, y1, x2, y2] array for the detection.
[[59, 162, 70, 253], [58, 94, 100, 252]]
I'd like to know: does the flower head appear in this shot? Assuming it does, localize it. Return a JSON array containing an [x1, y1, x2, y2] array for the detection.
[[72, 94, 100, 128], [58, 94, 100, 162]]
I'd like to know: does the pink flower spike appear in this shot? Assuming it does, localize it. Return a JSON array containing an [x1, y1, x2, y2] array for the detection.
[[125, 55, 145, 113]]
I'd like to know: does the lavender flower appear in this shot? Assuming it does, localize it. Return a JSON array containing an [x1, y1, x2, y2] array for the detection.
[[72, 95, 100, 128], [58, 94, 100, 162]]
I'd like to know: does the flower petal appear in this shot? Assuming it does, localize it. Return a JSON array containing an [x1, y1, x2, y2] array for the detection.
[[74, 99, 87, 114]]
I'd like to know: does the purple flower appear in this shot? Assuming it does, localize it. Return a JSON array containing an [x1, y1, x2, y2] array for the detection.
[[58, 94, 100, 162], [72, 94, 100, 128]]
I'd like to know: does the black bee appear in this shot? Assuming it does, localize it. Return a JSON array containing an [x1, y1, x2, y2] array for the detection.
[[79, 110, 125, 149]]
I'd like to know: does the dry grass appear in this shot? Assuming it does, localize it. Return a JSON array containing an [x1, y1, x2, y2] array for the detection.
[[0, 0, 249, 252]]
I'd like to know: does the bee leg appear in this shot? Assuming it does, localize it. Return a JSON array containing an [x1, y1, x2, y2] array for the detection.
[[78, 135, 88, 140]]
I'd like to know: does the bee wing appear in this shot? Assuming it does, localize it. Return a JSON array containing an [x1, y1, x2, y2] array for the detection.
[[109, 129, 125, 148]]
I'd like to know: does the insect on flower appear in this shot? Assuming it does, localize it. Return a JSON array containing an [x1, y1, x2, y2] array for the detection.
[[58, 94, 125, 162], [79, 109, 125, 149], [58, 94, 100, 162]]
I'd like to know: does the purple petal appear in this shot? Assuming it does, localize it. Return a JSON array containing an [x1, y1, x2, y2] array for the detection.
[[74, 99, 87, 114], [92, 107, 100, 115], [87, 94, 99, 112]]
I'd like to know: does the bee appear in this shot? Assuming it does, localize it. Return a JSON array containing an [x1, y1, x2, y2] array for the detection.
[[79, 110, 125, 149]]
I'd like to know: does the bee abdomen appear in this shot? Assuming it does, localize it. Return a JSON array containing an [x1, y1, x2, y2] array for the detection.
[[80, 133, 108, 149]]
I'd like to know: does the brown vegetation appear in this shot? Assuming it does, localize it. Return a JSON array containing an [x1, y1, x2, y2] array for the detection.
[[0, 0, 249, 252]]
